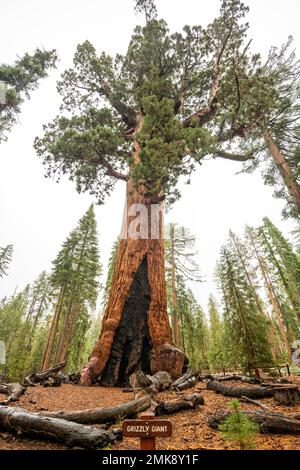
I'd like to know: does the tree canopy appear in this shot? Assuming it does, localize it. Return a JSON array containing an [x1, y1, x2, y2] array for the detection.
[[35, 0, 290, 206]]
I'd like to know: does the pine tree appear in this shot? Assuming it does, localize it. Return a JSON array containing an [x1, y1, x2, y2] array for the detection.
[[219, 399, 259, 450], [207, 295, 224, 371], [102, 241, 118, 307], [245, 225, 294, 359], [165, 223, 201, 347], [217, 245, 273, 376], [42, 205, 101, 370], [176, 280, 209, 370], [229, 230, 281, 362], [0, 245, 13, 278], [0, 49, 56, 142], [0, 286, 31, 381]]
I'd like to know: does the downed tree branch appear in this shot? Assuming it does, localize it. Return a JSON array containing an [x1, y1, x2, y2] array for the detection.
[[0, 405, 122, 449], [171, 369, 197, 388], [24, 362, 66, 386], [39, 395, 151, 424], [213, 375, 261, 384], [172, 376, 197, 392], [240, 396, 270, 411], [207, 380, 273, 399], [209, 409, 300, 434], [155, 393, 204, 415], [0, 383, 26, 405], [171, 369, 198, 391]]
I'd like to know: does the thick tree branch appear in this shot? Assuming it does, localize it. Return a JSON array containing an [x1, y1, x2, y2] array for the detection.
[[213, 149, 255, 162], [182, 22, 234, 129], [217, 124, 248, 142], [94, 153, 128, 181]]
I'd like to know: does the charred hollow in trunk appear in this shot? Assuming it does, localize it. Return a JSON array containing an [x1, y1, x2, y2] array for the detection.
[[80, 184, 186, 386], [101, 257, 152, 386]]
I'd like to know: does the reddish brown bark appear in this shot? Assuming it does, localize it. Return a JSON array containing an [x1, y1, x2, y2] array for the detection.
[[263, 129, 300, 215], [171, 242, 180, 348], [80, 184, 185, 386]]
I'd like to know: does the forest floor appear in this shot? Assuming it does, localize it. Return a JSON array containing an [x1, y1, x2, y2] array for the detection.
[[1, 377, 300, 450]]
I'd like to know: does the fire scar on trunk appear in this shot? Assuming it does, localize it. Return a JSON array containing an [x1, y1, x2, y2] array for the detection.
[[101, 256, 152, 386]]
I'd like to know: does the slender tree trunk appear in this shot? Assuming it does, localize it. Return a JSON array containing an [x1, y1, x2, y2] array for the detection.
[[263, 129, 300, 214], [41, 286, 65, 371], [248, 230, 292, 358]]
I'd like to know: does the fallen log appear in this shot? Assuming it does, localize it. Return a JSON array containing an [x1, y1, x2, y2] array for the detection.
[[171, 369, 197, 388], [209, 409, 300, 434], [171, 369, 198, 392], [155, 393, 204, 415], [206, 380, 273, 399], [172, 376, 198, 392], [0, 405, 121, 449], [272, 385, 300, 406], [24, 361, 66, 386], [0, 383, 26, 405], [214, 375, 242, 382], [211, 375, 261, 384], [39, 395, 151, 424]]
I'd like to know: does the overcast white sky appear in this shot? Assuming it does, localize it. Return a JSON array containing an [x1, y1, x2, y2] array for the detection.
[[0, 0, 300, 311]]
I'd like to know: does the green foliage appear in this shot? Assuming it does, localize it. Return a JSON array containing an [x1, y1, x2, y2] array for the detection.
[[35, 0, 280, 205], [0, 245, 13, 278], [219, 399, 259, 450], [48, 205, 102, 368], [207, 296, 225, 370], [134, 0, 157, 22], [0, 207, 102, 380], [165, 223, 202, 282], [216, 237, 274, 371], [176, 281, 209, 370], [103, 240, 119, 306], [0, 49, 57, 142], [258, 218, 300, 335]]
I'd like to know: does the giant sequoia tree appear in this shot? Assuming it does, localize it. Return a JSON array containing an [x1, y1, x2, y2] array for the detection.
[[35, 0, 291, 385]]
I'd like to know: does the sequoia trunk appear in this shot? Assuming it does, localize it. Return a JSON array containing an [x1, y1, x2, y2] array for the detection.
[[80, 183, 186, 386], [263, 129, 300, 215]]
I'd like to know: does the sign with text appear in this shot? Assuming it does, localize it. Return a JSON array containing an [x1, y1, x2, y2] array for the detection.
[[123, 419, 172, 438]]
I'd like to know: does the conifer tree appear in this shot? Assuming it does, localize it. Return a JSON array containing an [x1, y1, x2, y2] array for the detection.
[[260, 217, 300, 324], [178, 284, 209, 371], [217, 245, 273, 376], [165, 223, 201, 347], [229, 230, 281, 361], [42, 205, 101, 370], [0, 245, 13, 278], [0, 286, 31, 380], [219, 399, 259, 450], [207, 295, 225, 371], [245, 224, 295, 358], [102, 240, 119, 306], [0, 49, 56, 142], [34, 0, 291, 385]]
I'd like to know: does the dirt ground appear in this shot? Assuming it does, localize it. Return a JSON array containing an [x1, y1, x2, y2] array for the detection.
[[1, 377, 300, 451]]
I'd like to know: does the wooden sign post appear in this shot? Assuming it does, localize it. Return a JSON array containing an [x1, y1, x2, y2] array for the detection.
[[122, 411, 172, 450]]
